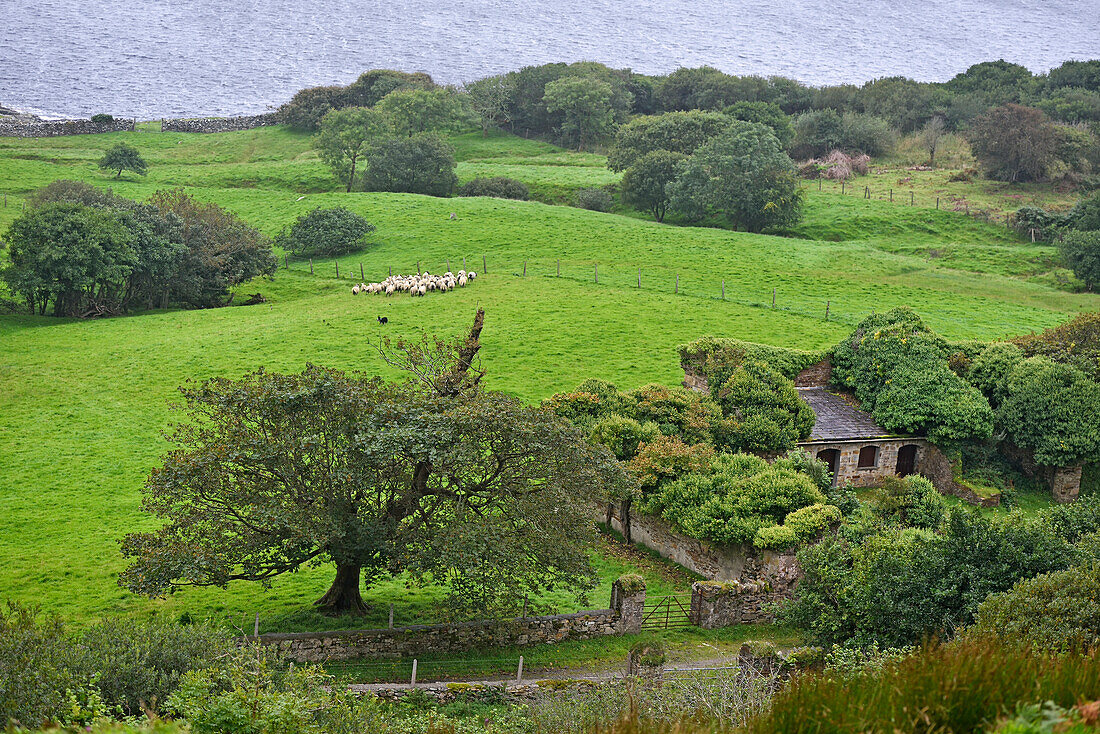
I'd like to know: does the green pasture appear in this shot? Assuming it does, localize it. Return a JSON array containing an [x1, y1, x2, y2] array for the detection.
[[0, 125, 1096, 631]]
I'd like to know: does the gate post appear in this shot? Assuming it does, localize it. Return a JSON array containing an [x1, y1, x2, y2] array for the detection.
[[611, 575, 646, 634]]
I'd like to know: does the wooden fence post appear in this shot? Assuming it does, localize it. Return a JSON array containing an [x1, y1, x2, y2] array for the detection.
[[517, 656, 524, 684], [463, 256, 467, 270], [557, 258, 560, 277], [523, 260, 527, 277], [721, 280, 725, 300], [309, 259, 313, 275], [360, 263, 364, 280], [772, 287, 776, 308], [284, 253, 288, 269], [637, 268, 641, 288], [411, 659, 417, 688], [389, 265, 392, 276], [389, 603, 394, 629], [825, 300, 830, 321], [889, 189, 893, 203], [254, 613, 259, 638], [841, 181, 845, 195], [910, 191, 915, 206], [416, 260, 420, 275], [447, 259, 451, 273], [675, 274, 679, 294], [335, 261, 339, 278], [594, 264, 598, 283], [483, 254, 487, 274], [936, 197, 939, 209]]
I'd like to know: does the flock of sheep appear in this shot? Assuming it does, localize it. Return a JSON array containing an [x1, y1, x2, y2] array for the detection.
[[352, 270, 477, 297]]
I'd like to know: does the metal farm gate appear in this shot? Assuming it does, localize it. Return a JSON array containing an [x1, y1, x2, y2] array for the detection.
[[641, 593, 694, 629]]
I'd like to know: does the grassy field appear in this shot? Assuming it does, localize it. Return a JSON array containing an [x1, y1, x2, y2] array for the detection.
[[1, 124, 1096, 631]]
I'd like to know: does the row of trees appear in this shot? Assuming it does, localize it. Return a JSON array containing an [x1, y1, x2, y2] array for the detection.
[[0, 181, 275, 316], [280, 59, 1100, 157]]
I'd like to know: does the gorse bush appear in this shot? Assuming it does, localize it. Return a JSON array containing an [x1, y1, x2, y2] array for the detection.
[[575, 187, 614, 211], [457, 176, 530, 200], [975, 563, 1100, 653]]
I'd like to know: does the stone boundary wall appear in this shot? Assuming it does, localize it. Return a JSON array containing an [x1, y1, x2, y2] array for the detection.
[[599, 500, 799, 589], [0, 118, 135, 138], [161, 113, 278, 133], [259, 579, 644, 663], [690, 580, 786, 627]]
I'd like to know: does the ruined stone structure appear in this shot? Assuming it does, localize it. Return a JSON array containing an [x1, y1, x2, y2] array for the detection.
[[0, 118, 136, 137], [161, 113, 278, 133], [259, 578, 645, 663], [690, 580, 787, 627]]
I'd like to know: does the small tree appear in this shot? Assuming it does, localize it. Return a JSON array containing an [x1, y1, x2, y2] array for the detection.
[[607, 110, 732, 171], [1059, 230, 1100, 290], [120, 311, 624, 616], [543, 76, 619, 150], [668, 122, 804, 232], [362, 134, 458, 197], [275, 207, 376, 258], [314, 107, 389, 192], [919, 115, 946, 167], [98, 143, 147, 179], [465, 76, 516, 136], [621, 150, 687, 222], [968, 104, 1058, 182]]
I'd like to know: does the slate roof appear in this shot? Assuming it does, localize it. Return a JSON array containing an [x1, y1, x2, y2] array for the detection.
[[797, 387, 904, 442]]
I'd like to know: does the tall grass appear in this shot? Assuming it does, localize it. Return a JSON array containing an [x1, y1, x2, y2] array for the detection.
[[748, 639, 1100, 734]]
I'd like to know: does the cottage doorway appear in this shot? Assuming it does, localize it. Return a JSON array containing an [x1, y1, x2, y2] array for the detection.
[[896, 444, 918, 477], [817, 449, 840, 485]]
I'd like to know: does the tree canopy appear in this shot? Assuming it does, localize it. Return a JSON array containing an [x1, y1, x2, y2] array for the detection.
[[120, 311, 624, 616], [274, 206, 376, 258]]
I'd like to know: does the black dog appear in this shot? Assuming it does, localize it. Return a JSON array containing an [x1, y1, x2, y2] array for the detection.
[[377, 316, 388, 325]]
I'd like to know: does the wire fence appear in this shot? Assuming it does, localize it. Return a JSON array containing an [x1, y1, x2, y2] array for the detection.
[[326, 653, 604, 685], [275, 251, 1061, 338]]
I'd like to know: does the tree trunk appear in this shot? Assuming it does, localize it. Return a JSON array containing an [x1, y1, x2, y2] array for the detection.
[[314, 564, 368, 615]]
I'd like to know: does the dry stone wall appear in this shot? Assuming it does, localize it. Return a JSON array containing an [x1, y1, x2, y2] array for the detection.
[[259, 580, 645, 663], [0, 118, 135, 137], [161, 113, 278, 133]]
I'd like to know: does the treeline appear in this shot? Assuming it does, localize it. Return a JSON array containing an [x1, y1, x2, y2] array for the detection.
[[1, 181, 276, 317]]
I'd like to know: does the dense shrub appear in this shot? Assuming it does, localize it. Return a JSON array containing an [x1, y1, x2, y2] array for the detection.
[[1012, 310, 1100, 379], [1068, 190, 1100, 232], [645, 452, 828, 547], [678, 336, 826, 383], [997, 356, 1100, 466], [783, 503, 842, 541], [588, 414, 659, 461], [1013, 205, 1067, 240], [975, 563, 1100, 653], [0, 603, 75, 728], [781, 510, 1076, 648], [457, 176, 529, 200], [723, 101, 793, 147], [277, 70, 436, 131], [871, 475, 947, 530], [361, 134, 458, 197], [90, 113, 114, 123], [968, 104, 1059, 182], [790, 109, 895, 158], [831, 308, 994, 443], [167, 643, 385, 733], [627, 435, 715, 493], [574, 187, 613, 211], [713, 359, 815, 454], [966, 342, 1025, 408], [274, 206, 376, 258]]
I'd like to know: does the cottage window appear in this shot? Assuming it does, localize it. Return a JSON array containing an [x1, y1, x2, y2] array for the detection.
[[857, 445, 879, 468]]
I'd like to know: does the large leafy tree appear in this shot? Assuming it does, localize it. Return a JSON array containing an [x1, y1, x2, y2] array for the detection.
[[374, 88, 472, 137], [667, 121, 804, 232], [607, 110, 733, 172], [120, 311, 623, 616], [543, 76, 623, 150], [465, 76, 516, 136], [314, 107, 389, 192], [1059, 230, 1100, 290]]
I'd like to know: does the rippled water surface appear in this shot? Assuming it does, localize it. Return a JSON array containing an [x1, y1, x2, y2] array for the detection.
[[3, 0, 1099, 118]]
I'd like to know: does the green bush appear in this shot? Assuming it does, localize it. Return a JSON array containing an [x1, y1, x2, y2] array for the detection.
[[587, 414, 659, 461], [872, 475, 947, 530], [967, 342, 1025, 408], [784, 503, 842, 541], [0, 603, 76, 728], [361, 134, 457, 197], [753, 523, 799, 550], [90, 113, 114, 123], [647, 452, 827, 547], [457, 177, 529, 200], [574, 187, 613, 211], [713, 360, 815, 454], [627, 435, 715, 494], [1012, 311, 1100, 380], [1058, 230, 1100, 290], [273, 206, 376, 258], [1067, 190, 1100, 231], [975, 563, 1100, 653]]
